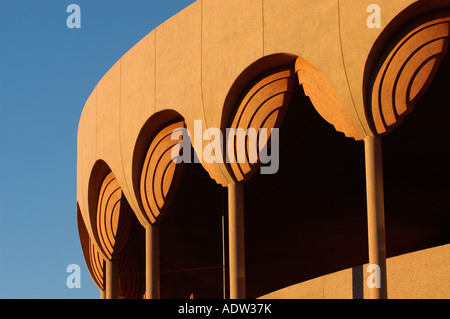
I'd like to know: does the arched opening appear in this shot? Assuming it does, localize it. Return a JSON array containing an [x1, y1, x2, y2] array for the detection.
[[362, 6, 450, 270], [221, 53, 298, 138], [131, 110, 225, 298], [132, 109, 186, 225], [382, 44, 450, 258], [87, 161, 144, 298], [87, 160, 116, 258], [243, 83, 367, 298], [364, 9, 450, 135], [77, 203, 104, 292]]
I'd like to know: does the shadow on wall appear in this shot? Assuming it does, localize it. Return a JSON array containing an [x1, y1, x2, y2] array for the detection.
[[352, 265, 364, 299]]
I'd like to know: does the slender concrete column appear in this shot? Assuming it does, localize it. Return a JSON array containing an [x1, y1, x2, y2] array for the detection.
[[145, 224, 160, 299], [364, 135, 388, 299], [228, 183, 245, 299], [105, 259, 119, 299], [222, 208, 226, 299]]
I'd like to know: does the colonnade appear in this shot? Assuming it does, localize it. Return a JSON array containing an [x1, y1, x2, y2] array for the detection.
[[100, 135, 388, 299]]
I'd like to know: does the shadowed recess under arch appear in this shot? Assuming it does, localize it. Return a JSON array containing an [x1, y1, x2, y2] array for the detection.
[[225, 63, 296, 183], [96, 171, 133, 260], [117, 217, 145, 299], [131, 110, 186, 226], [366, 10, 450, 135], [139, 119, 186, 224], [77, 204, 105, 291], [87, 162, 133, 261]]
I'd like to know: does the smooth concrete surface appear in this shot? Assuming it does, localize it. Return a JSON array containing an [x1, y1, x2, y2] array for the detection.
[[259, 244, 450, 299], [228, 183, 246, 299], [145, 224, 160, 299], [364, 136, 387, 298], [105, 259, 119, 299]]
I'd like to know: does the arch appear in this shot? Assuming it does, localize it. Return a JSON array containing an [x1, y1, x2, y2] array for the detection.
[[132, 110, 186, 225], [222, 54, 297, 183], [88, 160, 133, 260], [239, 72, 368, 298], [221, 53, 365, 182], [77, 203, 105, 291], [222, 54, 298, 133], [365, 9, 450, 135], [88, 237, 105, 292]]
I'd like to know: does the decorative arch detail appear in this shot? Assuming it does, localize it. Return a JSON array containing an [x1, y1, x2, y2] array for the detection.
[[88, 239, 105, 291], [139, 120, 186, 224], [367, 11, 450, 135], [225, 65, 296, 182], [78, 204, 105, 291], [95, 171, 133, 260]]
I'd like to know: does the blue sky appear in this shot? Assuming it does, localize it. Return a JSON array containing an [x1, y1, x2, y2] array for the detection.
[[0, 0, 195, 299]]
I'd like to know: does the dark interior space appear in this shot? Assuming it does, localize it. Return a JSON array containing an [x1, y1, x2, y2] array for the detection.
[[244, 84, 368, 298], [159, 161, 225, 299], [382, 50, 450, 257], [153, 52, 450, 299]]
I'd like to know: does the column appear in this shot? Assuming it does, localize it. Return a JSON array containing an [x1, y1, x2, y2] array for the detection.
[[105, 259, 119, 299], [145, 223, 160, 299], [364, 135, 388, 299], [228, 183, 246, 299]]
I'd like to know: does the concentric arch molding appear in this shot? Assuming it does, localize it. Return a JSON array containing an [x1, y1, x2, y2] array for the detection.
[[140, 120, 186, 224], [95, 171, 132, 260], [225, 65, 295, 183], [88, 239, 105, 291], [78, 205, 105, 290], [367, 11, 450, 135]]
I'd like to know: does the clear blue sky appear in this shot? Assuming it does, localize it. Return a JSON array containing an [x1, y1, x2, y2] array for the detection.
[[0, 0, 195, 299]]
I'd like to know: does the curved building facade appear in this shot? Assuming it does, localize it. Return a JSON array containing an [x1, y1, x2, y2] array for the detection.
[[77, 0, 450, 299]]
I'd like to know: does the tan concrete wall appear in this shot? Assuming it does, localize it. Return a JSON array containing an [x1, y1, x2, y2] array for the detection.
[[259, 244, 450, 299]]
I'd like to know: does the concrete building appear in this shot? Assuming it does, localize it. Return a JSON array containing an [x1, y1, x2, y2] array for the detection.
[[77, 0, 450, 299]]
